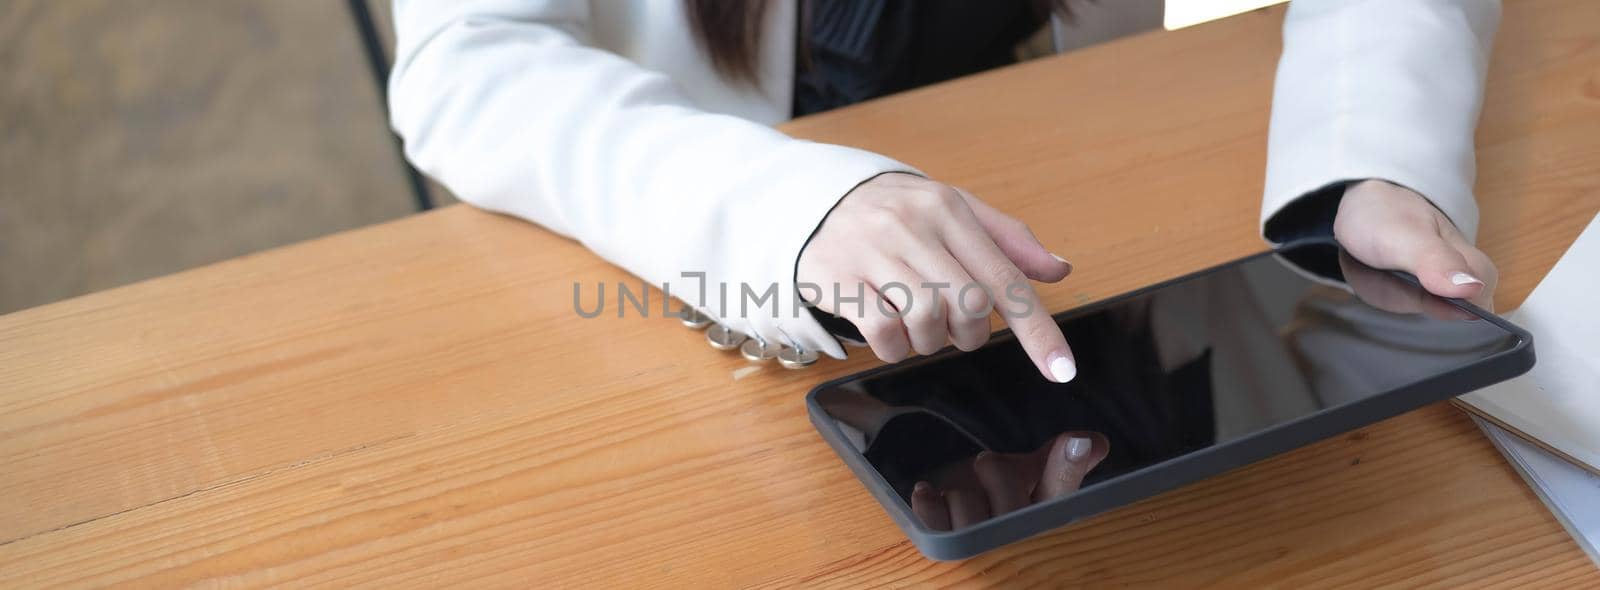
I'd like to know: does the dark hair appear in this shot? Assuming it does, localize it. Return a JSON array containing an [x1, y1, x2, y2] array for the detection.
[[682, 0, 771, 84], [683, 1, 1066, 84]]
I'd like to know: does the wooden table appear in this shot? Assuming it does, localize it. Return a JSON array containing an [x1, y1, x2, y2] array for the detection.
[[4, 1, 1598, 586]]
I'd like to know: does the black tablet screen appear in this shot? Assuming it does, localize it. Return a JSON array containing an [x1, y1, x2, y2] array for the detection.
[[811, 244, 1522, 532]]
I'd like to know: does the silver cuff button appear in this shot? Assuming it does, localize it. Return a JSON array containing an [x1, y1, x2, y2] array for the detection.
[[679, 305, 713, 329], [706, 324, 747, 351], [778, 347, 819, 369], [740, 339, 781, 362]]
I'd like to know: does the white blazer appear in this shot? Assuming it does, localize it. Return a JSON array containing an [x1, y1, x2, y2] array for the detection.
[[388, 0, 1500, 360]]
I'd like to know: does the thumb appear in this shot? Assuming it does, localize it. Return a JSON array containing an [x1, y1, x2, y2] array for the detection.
[[1379, 228, 1488, 302], [955, 189, 1072, 282], [1335, 181, 1496, 308]]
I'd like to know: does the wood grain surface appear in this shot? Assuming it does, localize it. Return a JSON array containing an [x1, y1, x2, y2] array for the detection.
[[3, 1, 1599, 587]]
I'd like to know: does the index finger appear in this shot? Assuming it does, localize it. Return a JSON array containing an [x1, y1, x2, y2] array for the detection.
[[939, 212, 1076, 383]]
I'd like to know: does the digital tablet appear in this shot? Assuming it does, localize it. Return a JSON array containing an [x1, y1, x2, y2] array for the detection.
[[806, 241, 1535, 561]]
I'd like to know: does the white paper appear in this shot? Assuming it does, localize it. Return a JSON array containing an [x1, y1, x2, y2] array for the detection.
[[1474, 416, 1600, 568], [1459, 212, 1600, 472], [1164, 0, 1288, 30]]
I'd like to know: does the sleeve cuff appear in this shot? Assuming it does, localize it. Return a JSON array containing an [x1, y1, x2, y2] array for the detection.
[[711, 142, 919, 360]]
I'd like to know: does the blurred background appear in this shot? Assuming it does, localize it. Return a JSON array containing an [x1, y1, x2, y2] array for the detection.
[[0, 0, 1163, 315], [0, 0, 453, 314]]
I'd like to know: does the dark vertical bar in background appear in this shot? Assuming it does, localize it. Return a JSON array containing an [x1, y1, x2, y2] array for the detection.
[[345, 0, 435, 212]]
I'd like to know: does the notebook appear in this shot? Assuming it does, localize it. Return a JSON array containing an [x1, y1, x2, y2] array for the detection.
[[1474, 416, 1600, 568], [1456, 211, 1600, 567], [1457, 211, 1600, 474]]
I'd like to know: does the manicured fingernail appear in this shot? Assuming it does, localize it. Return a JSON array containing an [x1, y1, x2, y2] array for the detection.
[[1051, 253, 1074, 274], [914, 482, 930, 493], [1066, 436, 1092, 461], [1048, 352, 1077, 383], [1450, 272, 1484, 286]]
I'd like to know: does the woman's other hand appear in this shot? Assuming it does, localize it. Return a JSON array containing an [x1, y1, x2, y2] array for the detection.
[[797, 173, 1077, 383], [1335, 180, 1498, 311]]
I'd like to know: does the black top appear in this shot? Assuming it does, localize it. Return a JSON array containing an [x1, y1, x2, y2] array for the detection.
[[793, 0, 1050, 117]]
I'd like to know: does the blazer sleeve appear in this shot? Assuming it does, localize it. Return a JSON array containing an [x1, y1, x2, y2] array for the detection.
[[388, 0, 914, 359], [1262, 0, 1501, 245]]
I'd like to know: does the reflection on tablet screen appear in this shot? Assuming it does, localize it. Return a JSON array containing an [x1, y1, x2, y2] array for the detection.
[[812, 245, 1522, 531]]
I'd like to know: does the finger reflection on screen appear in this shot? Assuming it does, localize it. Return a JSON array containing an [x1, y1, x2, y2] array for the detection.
[[910, 432, 1110, 531]]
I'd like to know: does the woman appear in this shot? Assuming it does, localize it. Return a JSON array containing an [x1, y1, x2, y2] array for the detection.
[[387, 0, 1500, 383]]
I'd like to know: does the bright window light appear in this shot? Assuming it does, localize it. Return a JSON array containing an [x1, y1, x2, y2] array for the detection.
[[1164, 0, 1290, 30]]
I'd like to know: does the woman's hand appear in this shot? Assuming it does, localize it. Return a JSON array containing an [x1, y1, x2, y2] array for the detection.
[[1335, 180, 1497, 311], [797, 173, 1077, 382]]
